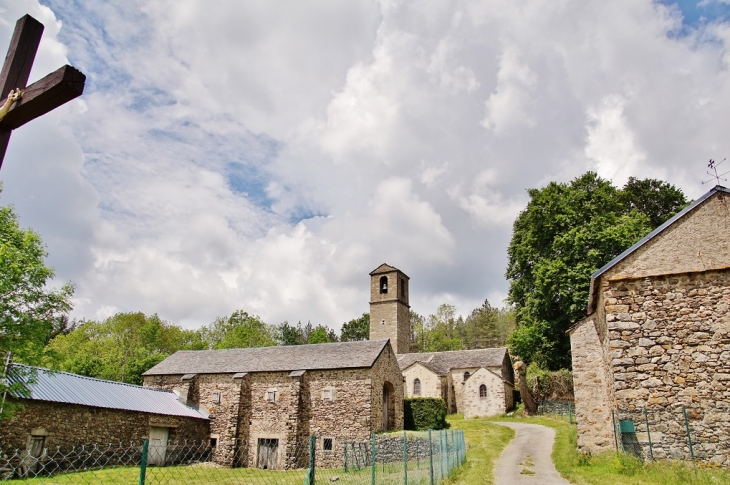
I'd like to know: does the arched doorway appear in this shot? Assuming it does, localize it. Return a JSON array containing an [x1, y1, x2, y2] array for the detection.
[[382, 382, 395, 431]]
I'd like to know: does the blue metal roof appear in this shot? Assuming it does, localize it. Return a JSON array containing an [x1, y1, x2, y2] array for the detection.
[[586, 185, 730, 313], [8, 364, 208, 420]]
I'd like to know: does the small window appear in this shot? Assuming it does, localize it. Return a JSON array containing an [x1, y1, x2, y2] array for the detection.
[[210, 437, 218, 448], [266, 391, 277, 402], [212, 392, 221, 404], [323, 389, 334, 401], [380, 276, 388, 294], [479, 384, 487, 398], [413, 378, 421, 395], [463, 372, 470, 382], [323, 438, 333, 451]]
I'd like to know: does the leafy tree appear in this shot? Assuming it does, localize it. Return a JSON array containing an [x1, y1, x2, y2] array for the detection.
[[276, 321, 305, 345], [506, 172, 687, 369], [43, 312, 205, 385], [201, 310, 276, 350], [409, 311, 427, 352], [621, 176, 688, 228], [0, 192, 74, 419], [460, 300, 515, 349], [308, 325, 330, 344], [0, 196, 74, 365], [340, 313, 370, 341]]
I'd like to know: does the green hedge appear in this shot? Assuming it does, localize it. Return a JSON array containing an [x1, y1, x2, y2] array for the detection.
[[404, 398, 449, 430]]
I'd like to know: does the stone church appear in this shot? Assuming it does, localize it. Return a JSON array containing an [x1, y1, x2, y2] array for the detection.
[[369, 264, 515, 418], [569, 185, 730, 465]]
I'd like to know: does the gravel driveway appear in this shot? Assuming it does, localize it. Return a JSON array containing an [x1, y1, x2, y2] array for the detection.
[[493, 422, 570, 485]]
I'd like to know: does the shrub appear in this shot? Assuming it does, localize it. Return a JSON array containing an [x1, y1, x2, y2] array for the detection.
[[404, 398, 448, 430], [526, 363, 574, 401]]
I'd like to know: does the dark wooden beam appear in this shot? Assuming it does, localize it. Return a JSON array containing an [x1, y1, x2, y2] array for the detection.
[[0, 15, 43, 100], [0, 65, 86, 131]]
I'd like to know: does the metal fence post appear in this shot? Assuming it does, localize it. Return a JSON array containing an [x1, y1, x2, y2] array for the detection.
[[138, 440, 148, 485], [306, 433, 316, 485], [428, 429, 434, 485], [343, 441, 348, 473], [643, 408, 654, 461], [611, 409, 619, 450], [682, 405, 695, 461], [371, 433, 376, 485], [445, 429, 450, 475], [403, 430, 408, 485]]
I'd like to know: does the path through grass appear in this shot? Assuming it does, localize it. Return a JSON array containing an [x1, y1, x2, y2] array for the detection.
[[443, 414, 514, 485], [491, 415, 730, 485]]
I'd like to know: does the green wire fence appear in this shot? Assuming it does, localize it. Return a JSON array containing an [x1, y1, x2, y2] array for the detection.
[[1, 429, 466, 484]]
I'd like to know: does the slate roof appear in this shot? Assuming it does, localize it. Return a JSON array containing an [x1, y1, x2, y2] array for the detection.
[[370, 263, 408, 278], [586, 185, 729, 313], [7, 364, 208, 419], [396, 348, 509, 377], [143, 339, 390, 376]]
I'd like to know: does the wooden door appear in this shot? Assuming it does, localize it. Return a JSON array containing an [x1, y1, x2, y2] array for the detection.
[[148, 427, 169, 466], [257, 438, 279, 469]]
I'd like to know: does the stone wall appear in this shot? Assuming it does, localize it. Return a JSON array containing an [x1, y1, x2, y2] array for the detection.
[[402, 364, 443, 400], [569, 315, 616, 452], [370, 344, 405, 434], [369, 268, 410, 354], [0, 399, 208, 454], [607, 192, 730, 281], [462, 367, 508, 418], [605, 269, 730, 465]]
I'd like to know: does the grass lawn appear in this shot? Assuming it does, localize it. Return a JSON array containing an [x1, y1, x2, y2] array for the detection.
[[443, 414, 515, 485]]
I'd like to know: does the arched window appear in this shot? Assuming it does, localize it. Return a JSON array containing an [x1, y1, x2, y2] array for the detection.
[[379, 276, 388, 294], [413, 378, 421, 395], [479, 384, 487, 399], [463, 371, 471, 382]]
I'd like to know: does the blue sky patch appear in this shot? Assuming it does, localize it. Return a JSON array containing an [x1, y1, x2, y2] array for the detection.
[[659, 0, 730, 27]]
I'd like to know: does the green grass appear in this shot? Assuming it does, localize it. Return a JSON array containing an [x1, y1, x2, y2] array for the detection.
[[490, 414, 730, 485], [443, 414, 515, 485]]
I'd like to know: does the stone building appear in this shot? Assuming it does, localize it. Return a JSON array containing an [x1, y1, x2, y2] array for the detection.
[[0, 365, 209, 463], [369, 263, 515, 417], [568, 185, 730, 465], [143, 339, 404, 469], [398, 348, 514, 417]]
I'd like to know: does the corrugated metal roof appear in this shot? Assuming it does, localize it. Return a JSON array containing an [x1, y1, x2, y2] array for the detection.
[[8, 364, 208, 420], [143, 339, 390, 376], [586, 185, 730, 313], [396, 348, 509, 377]]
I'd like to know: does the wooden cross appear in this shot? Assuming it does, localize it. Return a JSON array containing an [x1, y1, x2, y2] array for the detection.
[[0, 14, 86, 169]]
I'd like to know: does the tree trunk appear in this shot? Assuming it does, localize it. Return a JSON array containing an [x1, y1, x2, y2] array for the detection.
[[514, 361, 538, 415]]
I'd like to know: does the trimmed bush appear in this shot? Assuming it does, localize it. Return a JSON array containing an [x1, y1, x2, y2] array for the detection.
[[404, 398, 448, 430]]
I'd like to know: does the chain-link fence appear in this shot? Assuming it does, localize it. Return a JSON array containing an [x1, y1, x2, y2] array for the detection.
[[612, 406, 727, 464], [0, 429, 466, 484]]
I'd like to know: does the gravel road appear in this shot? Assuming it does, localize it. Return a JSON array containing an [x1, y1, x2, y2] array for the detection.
[[493, 422, 570, 485]]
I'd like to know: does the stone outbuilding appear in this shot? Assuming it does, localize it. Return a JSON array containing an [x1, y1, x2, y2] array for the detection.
[[568, 185, 730, 464], [143, 339, 404, 469], [0, 364, 209, 464], [368, 263, 515, 417], [398, 348, 514, 417]]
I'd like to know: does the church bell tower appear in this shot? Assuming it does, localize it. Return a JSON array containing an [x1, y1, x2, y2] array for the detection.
[[369, 264, 410, 354]]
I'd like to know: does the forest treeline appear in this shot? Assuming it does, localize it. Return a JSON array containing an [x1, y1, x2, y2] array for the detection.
[[38, 299, 514, 386]]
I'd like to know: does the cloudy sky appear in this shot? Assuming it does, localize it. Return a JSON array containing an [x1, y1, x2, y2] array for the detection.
[[0, 0, 729, 330]]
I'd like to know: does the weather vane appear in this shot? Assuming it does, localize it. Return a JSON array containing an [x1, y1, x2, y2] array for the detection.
[[702, 158, 729, 186]]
